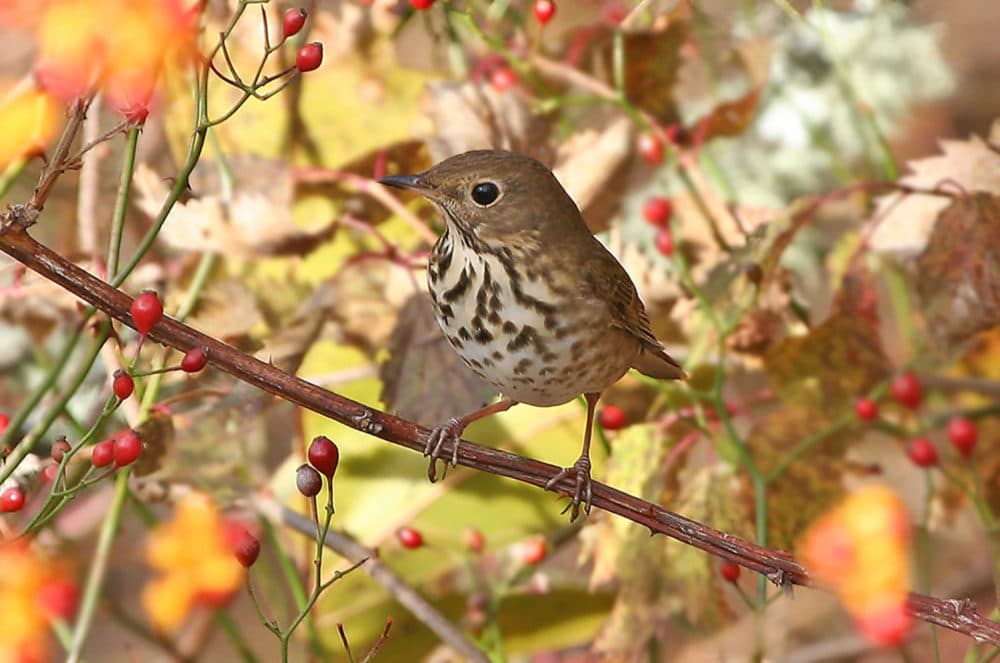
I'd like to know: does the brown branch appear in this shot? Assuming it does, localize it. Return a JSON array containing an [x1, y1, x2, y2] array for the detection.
[[0, 212, 998, 645]]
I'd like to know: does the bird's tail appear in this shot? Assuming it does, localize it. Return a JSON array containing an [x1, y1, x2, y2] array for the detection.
[[632, 347, 686, 380]]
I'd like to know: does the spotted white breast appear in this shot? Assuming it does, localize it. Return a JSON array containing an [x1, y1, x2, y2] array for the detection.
[[427, 227, 637, 407]]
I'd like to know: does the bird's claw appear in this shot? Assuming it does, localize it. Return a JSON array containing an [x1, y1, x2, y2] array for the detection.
[[424, 418, 463, 482], [544, 455, 593, 522]]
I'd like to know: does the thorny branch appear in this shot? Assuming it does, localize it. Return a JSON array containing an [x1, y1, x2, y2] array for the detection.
[[0, 213, 999, 646]]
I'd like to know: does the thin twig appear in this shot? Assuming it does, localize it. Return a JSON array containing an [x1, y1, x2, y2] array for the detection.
[[1, 222, 999, 645], [257, 496, 488, 663]]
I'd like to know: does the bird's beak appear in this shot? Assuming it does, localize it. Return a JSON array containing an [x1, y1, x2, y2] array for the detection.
[[378, 174, 430, 193]]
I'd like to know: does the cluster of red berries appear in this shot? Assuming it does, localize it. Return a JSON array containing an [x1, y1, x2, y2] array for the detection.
[[642, 196, 675, 257], [91, 430, 143, 469], [115, 292, 209, 400], [278, 8, 323, 73], [854, 371, 980, 468], [296, 435, 340, 497]]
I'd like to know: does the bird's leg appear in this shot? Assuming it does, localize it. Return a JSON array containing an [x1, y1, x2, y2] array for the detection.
[[545, 391, 600, 521], [424, 399, 518, 482]]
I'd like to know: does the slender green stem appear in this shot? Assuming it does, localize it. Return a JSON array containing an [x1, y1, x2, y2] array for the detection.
[[107, 128, 140, 277], [111, 128, 207, 287], [0, 327, 85, 484], [763, 415, 851, 482], [66, 471, 131, 663], [140, 252, 217, 412]]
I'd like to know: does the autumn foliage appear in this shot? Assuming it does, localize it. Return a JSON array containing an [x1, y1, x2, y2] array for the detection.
[[1, 1, 999, 662]]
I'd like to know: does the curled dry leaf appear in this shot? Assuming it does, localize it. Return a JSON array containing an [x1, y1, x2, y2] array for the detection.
[[553, 116, 634, 231], [133, 412, 174, 477], [869, 126, 1000, 255], [133, 157, 337, 257], [184, 280, 266, 349], [916, 193, 1000, 347], [380, 293, 496, 427], [423, 80, 553, 164]]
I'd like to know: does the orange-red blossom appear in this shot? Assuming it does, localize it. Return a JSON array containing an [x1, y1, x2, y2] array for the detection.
[[0, 542, 78, 663], [0, 0, 200, 166], [799, 485, 913, 647]]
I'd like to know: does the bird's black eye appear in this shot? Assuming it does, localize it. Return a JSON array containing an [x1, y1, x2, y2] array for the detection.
[[471, 181, 500, 206]]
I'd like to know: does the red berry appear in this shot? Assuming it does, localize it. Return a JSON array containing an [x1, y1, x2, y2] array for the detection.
[[598, 405, 627, 430], [296, 464, 322, 497], [112, 370, 134, 400], [307, 435, 339, 478], [490, 66, 517, 92], [637, 133, 664, 165], [854, 398, 879, 422], [517, 536, 547, 564], [0, 486, 25, 512], [0, 412, 10, 435], [130, 291, 164, 337], [226, 522, 260, 568], [947, 417, 977, 457], [463, 528, 485, 553], [642, 196, 672, 226], [295, 42, 323, 73], [890, 372, 922, 410], [654, 228, 674, 257], [397, 526, 424, 549], [409, 0, 434, 8], [906, 438, 937, 468], [37, 580, 79, 620], [51, 437, 71, 463], [113, 430, 142, 467], [533, 0, 555, 24], [720, 561, 741, 583], [282, 7, 307, 38], [181, 347, 208, 373], [91, 440, 114, 468]]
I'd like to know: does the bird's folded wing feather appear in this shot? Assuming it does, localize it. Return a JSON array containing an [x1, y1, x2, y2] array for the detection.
[[582, 249, 686, 380]]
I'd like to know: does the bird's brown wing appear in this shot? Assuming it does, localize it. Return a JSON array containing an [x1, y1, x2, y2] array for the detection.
[[582, 247, 686, 381]]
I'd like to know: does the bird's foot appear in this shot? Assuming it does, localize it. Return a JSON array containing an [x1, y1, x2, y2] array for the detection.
[[423, 418, 465, 482], [544, 454, 593, 522]]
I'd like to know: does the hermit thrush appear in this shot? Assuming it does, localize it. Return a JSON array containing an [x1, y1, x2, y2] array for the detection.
[[380, 150, 685, 519]]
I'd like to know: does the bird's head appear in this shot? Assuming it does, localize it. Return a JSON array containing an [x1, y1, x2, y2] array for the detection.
[[379, 150, 583, 243]]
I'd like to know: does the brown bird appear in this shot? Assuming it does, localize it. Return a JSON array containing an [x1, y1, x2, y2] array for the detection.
[[380, 150, 684, 519]]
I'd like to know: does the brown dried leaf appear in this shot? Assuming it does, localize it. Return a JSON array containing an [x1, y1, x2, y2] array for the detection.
[[688, 87, 762, 143], [870, 126, 1000, 255], [916, 193, 1000, 347], [133, 157, 337, 257], [553, 116, 634, 231], [185, 279, 265, 350], [379, 293, 495, 427], [422, 80, 553, 163], [764, 313, 889, 411], [133, 412, 175, 477], [747, 406, 852, 549], [619, 25, 687, 124]]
